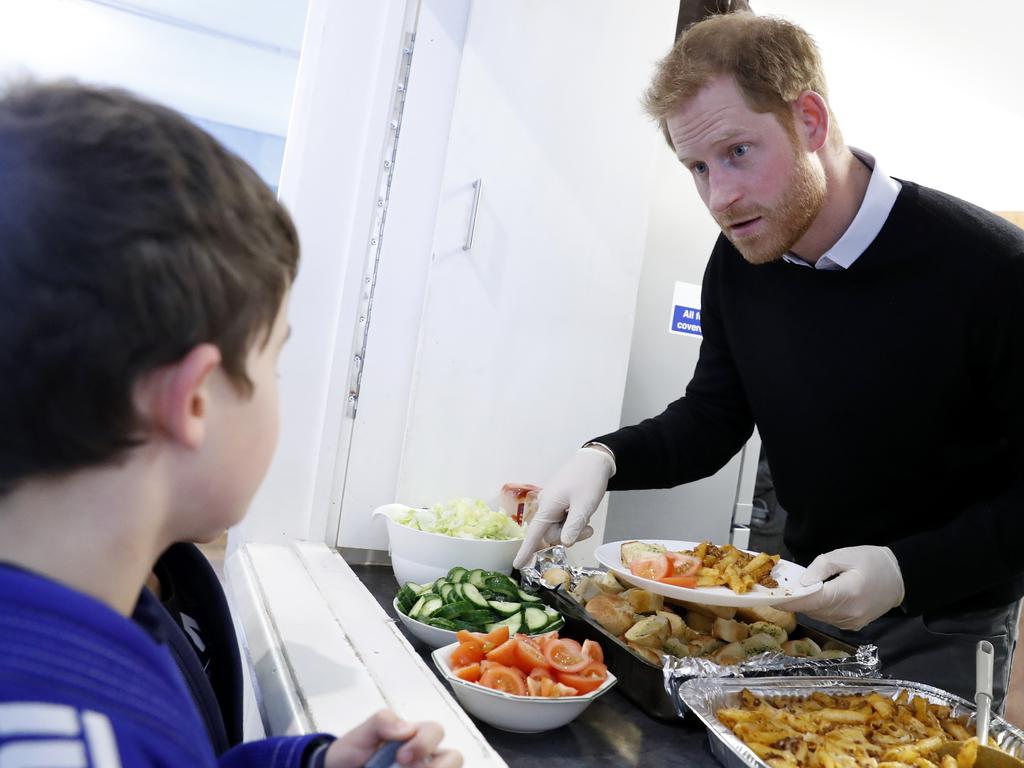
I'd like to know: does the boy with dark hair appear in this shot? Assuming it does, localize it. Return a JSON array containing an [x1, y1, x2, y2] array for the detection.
[[0, 81, 461, 768]]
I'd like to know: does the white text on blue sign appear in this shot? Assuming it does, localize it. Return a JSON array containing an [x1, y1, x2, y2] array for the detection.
[[671, 305, 702, 336]]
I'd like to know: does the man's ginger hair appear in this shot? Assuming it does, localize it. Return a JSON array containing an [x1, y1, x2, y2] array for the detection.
[[643, 12, 842, 150]]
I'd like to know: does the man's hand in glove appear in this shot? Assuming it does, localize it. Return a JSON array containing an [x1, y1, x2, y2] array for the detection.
[[781, 545, 905, 631], [512, 446, 615, 570]]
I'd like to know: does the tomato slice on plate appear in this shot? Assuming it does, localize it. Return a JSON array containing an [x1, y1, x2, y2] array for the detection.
[[479, 663, 527, 696], [581, 639, 604, 663], [629, 553, 671, 580], [658, 574, 699, 588], [544, 638, 589, 673], [666, 552, 702, 577]]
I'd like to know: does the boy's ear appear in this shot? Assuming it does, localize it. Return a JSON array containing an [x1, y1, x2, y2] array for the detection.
[[138, 344, 222, 450]]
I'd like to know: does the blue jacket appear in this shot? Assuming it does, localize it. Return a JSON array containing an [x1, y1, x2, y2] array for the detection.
[[0, 564, 332, 767]]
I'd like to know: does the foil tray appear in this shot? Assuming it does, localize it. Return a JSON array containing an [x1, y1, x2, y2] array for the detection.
[[676, 676, 1024, 768], [522, 547, 879, 721]]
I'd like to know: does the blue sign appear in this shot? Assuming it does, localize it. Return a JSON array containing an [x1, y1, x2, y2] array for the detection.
[[671, 305, 702, 336]]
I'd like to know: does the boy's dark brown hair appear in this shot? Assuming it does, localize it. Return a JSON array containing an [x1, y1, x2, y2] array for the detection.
[[0, 81, 299, 493], [643, 11, 841, 149]]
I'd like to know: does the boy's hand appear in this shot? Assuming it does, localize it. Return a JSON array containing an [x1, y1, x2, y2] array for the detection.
[[324, 710, 462, 768]]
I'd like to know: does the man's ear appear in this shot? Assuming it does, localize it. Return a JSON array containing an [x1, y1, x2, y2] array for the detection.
[[792, 90, 830, 153], [137, 344, 222, 450]]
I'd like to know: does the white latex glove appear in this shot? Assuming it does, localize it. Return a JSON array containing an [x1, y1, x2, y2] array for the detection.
[[781, 545, 905, 631], [512, 446, 615, 569]]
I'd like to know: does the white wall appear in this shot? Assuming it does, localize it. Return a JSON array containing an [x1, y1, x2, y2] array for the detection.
[[755, 0, 1024, 211]]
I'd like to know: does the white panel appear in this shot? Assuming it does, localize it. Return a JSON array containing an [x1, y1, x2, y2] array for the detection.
[[293, 544, 506, 765], [733, 502, 753, 528], [227, 543, 506, 765], [233, 0, 412, 549], [389, 1, 679, 559], [0, 0, 299, 135], [336, 0, 473, 548], [731, 525, 751, 550], [226, 547, 318, 735]]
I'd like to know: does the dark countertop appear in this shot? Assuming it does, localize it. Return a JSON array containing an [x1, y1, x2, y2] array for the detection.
[[351, 563, 720, 768]]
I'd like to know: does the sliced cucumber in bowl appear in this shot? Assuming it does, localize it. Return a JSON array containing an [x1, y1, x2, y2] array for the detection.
[[394, 569, 562, 639]]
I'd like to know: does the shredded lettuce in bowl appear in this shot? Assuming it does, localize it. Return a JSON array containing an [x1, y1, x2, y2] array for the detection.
[[391, 498, 525, 541]]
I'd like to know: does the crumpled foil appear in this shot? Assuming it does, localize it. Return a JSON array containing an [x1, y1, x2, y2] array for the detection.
[[663, 643, 881, 708], [519, 545, 578, 591], [663, 643, 880, 678], [520, 545, 881, 717]]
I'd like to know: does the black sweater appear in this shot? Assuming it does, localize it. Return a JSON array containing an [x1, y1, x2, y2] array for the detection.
[[596, 181, 1024, 616]]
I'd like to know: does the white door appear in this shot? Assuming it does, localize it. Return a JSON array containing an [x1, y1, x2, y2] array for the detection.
[[336, 0, 678, 563]]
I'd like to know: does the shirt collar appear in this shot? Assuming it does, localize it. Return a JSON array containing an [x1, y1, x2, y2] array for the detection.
[[783, 148, 901, 270]]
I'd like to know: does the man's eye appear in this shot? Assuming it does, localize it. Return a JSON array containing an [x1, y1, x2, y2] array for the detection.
[[692, 162, 707, 175], [732, 144, 750, 158]]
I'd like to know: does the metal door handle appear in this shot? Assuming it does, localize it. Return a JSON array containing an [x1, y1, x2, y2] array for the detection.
[[462, 178, 483, 251]]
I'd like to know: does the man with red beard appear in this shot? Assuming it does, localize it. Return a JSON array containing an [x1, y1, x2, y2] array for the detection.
[[515, 11, 1024, 709]]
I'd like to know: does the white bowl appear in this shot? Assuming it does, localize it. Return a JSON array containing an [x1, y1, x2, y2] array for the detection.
[[373, 504, 523, 586], [431, 641, 617, 733], [392, 597, 458, 648]]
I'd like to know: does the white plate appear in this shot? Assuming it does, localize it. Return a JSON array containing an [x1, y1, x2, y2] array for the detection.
[[594, 539, 821, 608]]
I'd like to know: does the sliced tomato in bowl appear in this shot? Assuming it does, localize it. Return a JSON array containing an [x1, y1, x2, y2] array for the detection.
[[513, 637, 549, 674], [581, 639, 603, 664], [544, 638, 589, 674], [525, 666, 554, 695], [479, 663, 527, 696], [539, 678, 579, 698], [555, 661, 608, 695], [453, 662, 481, 682], [485, 638, 520, 667], [449, 639, 485, 668]]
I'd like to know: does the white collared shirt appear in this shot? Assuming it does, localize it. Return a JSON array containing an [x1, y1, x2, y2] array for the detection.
[[783, 148, 902, 270]]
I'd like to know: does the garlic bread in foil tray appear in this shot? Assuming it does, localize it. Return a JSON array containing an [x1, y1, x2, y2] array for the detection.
[[521, 546, 879, 721]]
